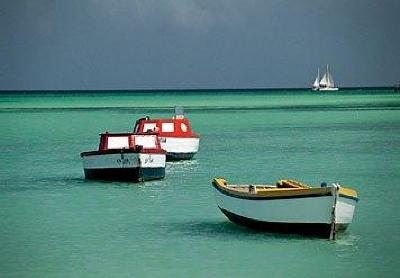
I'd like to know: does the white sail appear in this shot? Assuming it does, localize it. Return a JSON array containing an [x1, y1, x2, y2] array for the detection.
[[328, 72, 335, 87], [312, 68, 320, 89], [313, 77, 320, 88], [319, 73, 328, 86], [325, 64, 332, 87]]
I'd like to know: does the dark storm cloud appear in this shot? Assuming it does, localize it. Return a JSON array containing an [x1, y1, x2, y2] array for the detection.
[[0, 0, 399, 90]]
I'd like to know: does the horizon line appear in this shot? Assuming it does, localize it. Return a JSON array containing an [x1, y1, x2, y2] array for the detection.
[[0, 86, 397, 93]]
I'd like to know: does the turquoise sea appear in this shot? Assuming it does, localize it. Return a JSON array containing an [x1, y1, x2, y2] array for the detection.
[[1, 89, 400, 277]]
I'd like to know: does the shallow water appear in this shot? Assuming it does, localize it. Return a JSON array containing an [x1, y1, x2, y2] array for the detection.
[[1, 90, 400, 277]]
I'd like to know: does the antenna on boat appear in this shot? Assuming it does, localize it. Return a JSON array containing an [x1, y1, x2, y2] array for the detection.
[[174, 106, 185, 119]]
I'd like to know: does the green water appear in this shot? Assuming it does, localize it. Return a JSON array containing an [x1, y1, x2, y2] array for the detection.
[[1, 90, 400, 277]]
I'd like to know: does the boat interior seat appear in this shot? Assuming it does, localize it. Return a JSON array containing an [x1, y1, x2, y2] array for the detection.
[[276, 180, 310, 189]]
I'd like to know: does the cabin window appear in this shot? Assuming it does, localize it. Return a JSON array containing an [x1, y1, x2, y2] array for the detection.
[[162, 123, 174, 132], [143, 123, 157, 132], [180, 123, 187, 132], [134, 135, 156, 149], [107, 136, 129, 149]]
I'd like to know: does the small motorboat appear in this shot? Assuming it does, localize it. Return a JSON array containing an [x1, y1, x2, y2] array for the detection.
[[81, 132, 166, 182], [212, 178, 359, 239], [133, 107, 200, 161]]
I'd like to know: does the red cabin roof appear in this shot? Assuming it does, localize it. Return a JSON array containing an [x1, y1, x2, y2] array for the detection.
[[133, 116, 199, 138], [98, 132, 165, 154]]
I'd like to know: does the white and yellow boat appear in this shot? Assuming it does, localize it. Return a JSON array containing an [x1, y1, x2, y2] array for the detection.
[[212, 178, 359, 239]]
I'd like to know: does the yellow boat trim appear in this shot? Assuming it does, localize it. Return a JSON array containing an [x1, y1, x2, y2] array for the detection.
[[212, 177, 358, 200], [338, 187, 358, 199]]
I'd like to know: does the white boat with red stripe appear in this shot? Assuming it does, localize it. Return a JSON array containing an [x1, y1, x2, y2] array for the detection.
[[133, 107, 200, 161], [81, 132, 166, 182]]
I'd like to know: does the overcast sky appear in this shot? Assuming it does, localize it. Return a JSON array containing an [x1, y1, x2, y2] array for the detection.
[[1, 0, 399, 90]]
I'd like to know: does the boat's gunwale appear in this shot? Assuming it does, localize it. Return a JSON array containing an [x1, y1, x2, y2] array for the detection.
[[80, 148, 165, 157], [212, 178, 359, 202], [159, 133, 200, 139]]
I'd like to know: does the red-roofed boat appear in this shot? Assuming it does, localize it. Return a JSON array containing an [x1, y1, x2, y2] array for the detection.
[[133, 107, 200, 161], [81, 132, 166, 182]]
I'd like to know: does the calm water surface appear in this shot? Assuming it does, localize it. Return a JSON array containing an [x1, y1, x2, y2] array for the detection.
[[1, 90, 400, 277]]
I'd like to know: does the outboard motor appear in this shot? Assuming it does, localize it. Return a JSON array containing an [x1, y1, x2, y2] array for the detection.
[[320, 182, 327, 187]]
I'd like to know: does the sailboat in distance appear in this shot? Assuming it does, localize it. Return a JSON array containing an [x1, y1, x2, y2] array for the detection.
[[312, 64, 339, 91]]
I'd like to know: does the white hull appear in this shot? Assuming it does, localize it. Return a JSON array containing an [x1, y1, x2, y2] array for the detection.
[[214, 188, 356, 225], [317, 87, 339, 91], [81, 151, 166, 182], [83, 152, 139, 169], [82, 152, 166, 169], [159, 136, 199, 154]]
